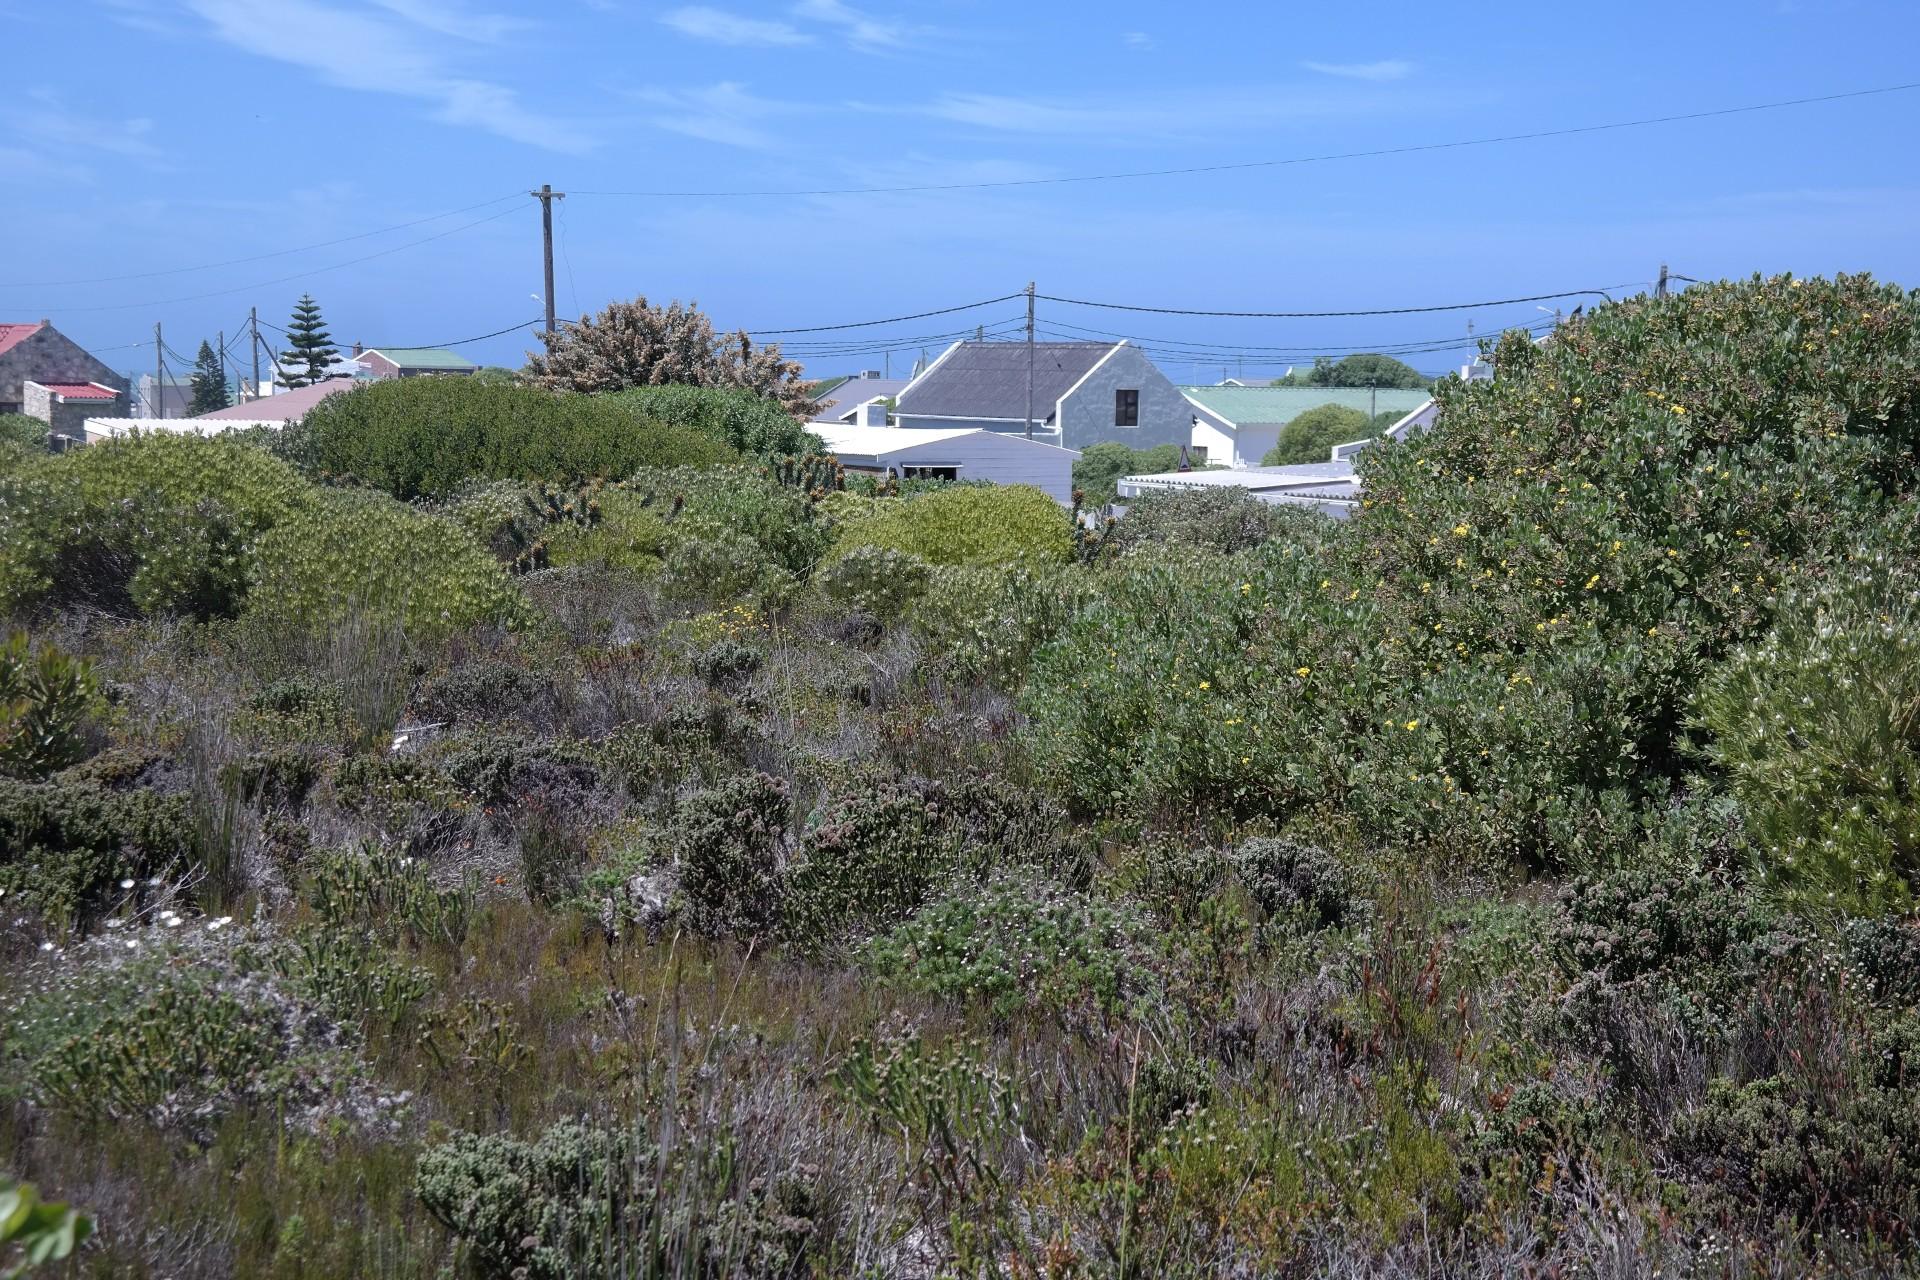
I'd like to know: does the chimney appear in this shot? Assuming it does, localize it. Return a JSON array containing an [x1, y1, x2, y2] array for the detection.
[[352, 341, 364, 357], [855, 399, 889, 428], [857, 369, 882, 379]]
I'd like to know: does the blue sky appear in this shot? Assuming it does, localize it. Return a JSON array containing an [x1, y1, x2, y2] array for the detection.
[[5, 0, 1919, 381]]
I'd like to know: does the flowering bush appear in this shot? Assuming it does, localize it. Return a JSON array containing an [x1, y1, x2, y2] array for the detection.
[[910, 562, 1094, 690], [1101, 487, 1307, 557], [672, 771, 789, 938]]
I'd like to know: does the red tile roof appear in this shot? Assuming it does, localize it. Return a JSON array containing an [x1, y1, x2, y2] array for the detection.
[[0, 323, 46, 356], [42, 382, 119, 400], [194, 375, 356, 421]]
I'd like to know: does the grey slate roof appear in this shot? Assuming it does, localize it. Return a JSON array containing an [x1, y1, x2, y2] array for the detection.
[[895, 340, 1116, 422], [814, 376, 910, 419]]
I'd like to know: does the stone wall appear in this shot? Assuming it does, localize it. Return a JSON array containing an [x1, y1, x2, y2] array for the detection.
[[0, 327, 129, 415]]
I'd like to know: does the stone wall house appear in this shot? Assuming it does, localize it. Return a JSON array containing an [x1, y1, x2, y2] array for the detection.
[[0, 321, 129, 418], [23, 380, 124, 444]]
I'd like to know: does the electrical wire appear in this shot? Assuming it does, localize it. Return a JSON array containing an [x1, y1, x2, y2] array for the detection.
[[747, 294, 1025, 335], [0, 192, 527, 290], [1035, 287, 1624, 319], [571, 82, 1920, 199]]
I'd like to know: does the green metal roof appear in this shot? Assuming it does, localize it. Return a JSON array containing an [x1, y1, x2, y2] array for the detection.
[[1180, 385, 1430, 427], [365, 346, 477, 370], [809, 375, 851, 399]]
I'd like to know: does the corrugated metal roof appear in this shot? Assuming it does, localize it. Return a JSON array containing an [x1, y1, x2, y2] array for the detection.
[[41, 382, 119, 400], [1180, 385, 1430, 427], [360, 347, 477, 371], [896, 340, 1116, 421], [810, 423, 1080, 460], [195, 376, 355, 421], [0, 322, 46, 356]]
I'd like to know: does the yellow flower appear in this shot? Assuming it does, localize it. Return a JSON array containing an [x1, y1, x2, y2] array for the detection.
[[1452, 523, 1470, 537], [1585, 574, 1600, 590], [1671, 404, 1688, 416], [1198, 680, 1211, 690], [1295, 666, 1311, 677], [1404, 719, 1419, 732], [1730, 583, 1741, 594], [1648, 626, 1658, 636], [1571, 396, 1583, 406], [1239, 582, 1252, 594]]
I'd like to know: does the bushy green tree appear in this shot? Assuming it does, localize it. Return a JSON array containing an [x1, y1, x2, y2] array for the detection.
[[1276, 353, 1428, 388], [289, 378, 735, 499], [1073, 442, 1183, 506], [189, 340, 230, 414], [279, 295, 338, 388], [525, 296, 818, 418], [608, 385, 822, 457], [1262, 403, 1372, 465], [829, 484, 1073, 568]]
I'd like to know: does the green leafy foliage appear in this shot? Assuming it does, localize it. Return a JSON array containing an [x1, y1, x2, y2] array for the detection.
[[1699, 540, 1920, 912], [1261, 402, 1372, 465], [289, 378, 735, 499], [1102, 486, 1308, 558], [0, 414, 48, 450], [1073, 441, 1183, 506], [672, 772, 788, 938], [608, 384, 822, 457], [0, 432, 313, 618], [0, 633, 97, 780], [0, 1178, 92, 1276], [829, 484, 1072, 568], [0, 778, 193, 928], [1275, 352, 1430, 389]]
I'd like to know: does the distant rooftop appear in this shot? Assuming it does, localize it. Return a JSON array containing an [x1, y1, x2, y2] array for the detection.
[[358, 346, 477, 371], [37, 382, 119, 400], [897, 340, 1117, 422], [196, 376, 355, 421], [0, 322, 46, 356]]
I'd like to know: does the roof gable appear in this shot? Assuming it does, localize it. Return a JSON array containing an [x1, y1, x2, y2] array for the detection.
[[896, 341, 1117, 422], [0, 323, 47, 357]]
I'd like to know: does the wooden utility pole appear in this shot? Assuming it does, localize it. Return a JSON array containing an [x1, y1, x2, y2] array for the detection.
[[1024, 281, 1036, 441], [250, 307, 262, 402], [1656, 263, 1670, 299], [531, 184, 566, 335], [217, 329, 226, 396], [153, 322, 164, 419]]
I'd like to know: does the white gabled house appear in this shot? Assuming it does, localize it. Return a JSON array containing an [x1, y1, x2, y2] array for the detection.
[[891, 339, 1190, 453]]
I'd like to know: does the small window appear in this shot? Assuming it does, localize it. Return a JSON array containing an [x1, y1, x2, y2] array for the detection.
[[902, 465, 958, 482], [1114, 389, 1139, 427]]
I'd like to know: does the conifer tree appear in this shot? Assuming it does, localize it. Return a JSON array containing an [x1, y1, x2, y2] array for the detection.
[[188, 340, 230, 414], [280, 295, 339, 388]]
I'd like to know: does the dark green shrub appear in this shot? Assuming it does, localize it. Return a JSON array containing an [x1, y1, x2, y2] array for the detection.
[[1843, 916, 1920, 1008], [1671, 1076, 1920, 1238], [691, 638, 762, 686], [0, 632, 98, 780], [306, 842, 473, 947], [817, 544, 931, 616], [673, 771, 789, 938], [0, 778, 193, 927], [910, 563, 1094, 690], [415, 660, 543, 726], [1261, 402, 1372, 466], [0, 412, 49, 450], [861, 871, 1162, 1019], [783, 776, 964, 948], [829, 485, 1073, 567], [290, 378, 735, 499], [608, 384, 821, 457], [1233, 836, 1356, 929], [1073, 441, 1182, 506], [0, 432, 312, 617]]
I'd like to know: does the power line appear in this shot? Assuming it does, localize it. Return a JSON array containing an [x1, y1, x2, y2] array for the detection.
[[1035, 287, 1626, 319], [747, 293, 1025, 335], [28, 203, 526, 315], [1034, 315, 1554, 355], [0, 192, 526, 290], [570, 81, 1920, 199]]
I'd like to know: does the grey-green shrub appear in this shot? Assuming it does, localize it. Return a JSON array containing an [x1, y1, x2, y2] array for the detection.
[[608, 384, 821, 457]]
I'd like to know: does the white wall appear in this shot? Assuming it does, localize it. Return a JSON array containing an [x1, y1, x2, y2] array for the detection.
[[1055, 344, 1188, 453]]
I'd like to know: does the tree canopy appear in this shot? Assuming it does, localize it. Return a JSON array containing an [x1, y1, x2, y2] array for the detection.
[[1261, 403, 1372, 466], [189, 341, 230, 415], [524, 297, 818, 419], [1274, 353, 1428, 389], [279, 295, 338, 389]]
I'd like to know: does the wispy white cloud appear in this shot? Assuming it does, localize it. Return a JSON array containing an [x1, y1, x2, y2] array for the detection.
[[898, 84, 1404, 141], [660, 6, 811, 45], [366, 0, 528, 42], [1122, 31, 1153, 50], [19, 90, 165, 161], [1302, 59, 1412, 82], [631, 81, 799, 149], [180, 0, 590, 152], [792, 0, 917, 52]]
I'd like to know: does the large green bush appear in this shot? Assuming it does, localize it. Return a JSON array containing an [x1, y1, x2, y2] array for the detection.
[[246, 489, 528, 640], [608, 384, 821, 457], [0, 432, 313, 618], [289, 378, 735, 499], [0, 777, 194, 928], [1073, 441, 1182, 506], [828, 484, 1072, 568], [1102, 487, 1311, 558], [1262, 402, 1372, 465], [1698, 537, 1920, 912], [0, 413, 49, 450]]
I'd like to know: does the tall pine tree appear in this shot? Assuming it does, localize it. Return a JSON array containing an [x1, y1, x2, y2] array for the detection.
[[188, 340, 230, 414], [280, 295, 339, 388]]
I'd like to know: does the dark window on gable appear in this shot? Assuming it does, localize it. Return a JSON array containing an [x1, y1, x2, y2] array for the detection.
[[1115, 388, 1139, 426]]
